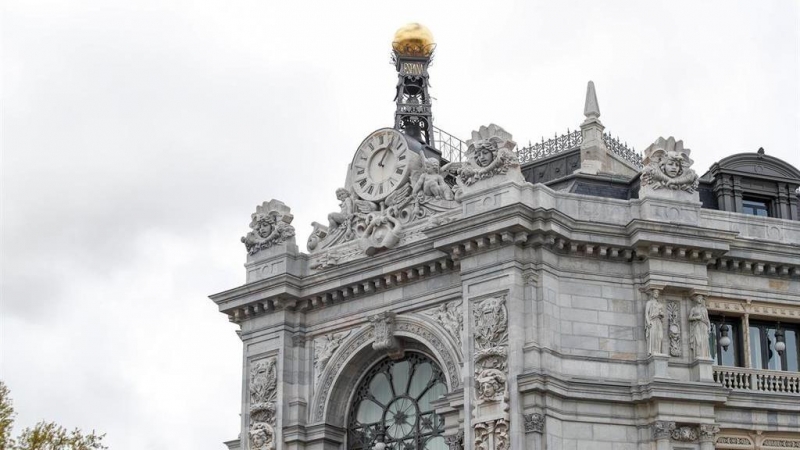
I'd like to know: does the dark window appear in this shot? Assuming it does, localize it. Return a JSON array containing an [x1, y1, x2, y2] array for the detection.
[[749, 321, 799, 372], [348, 352, 447, 450], [742, 198, 770, 217], [709, 316, 742, 367]]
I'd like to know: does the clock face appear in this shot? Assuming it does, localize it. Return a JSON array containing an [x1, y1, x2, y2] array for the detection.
[[351, 128, 411, 201]]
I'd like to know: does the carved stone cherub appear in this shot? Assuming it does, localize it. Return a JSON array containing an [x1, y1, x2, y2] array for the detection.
[[476, 368, 507, 402], [412, 157, 453, 200], [641, 137, 699, 193], [327, 188, 355, 230]]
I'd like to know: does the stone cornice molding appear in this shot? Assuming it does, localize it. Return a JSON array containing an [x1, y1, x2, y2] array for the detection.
[[707, 297, 800, 321], [516, 371, 729, 405]]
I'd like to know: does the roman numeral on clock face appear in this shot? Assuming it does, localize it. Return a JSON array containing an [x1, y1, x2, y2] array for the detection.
[[367, 185, 375, 194], [358, 178, 368, 187]]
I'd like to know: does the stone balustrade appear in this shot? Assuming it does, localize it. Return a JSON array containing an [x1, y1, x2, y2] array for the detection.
[[713, 366, 800, 394]]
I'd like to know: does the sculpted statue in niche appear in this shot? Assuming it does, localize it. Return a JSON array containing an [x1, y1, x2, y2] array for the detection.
[[442, 124, 521, 197], [644, 288, 665, 355], [688, 293, 711, 359], [413, 157, 454, 201], [241, 200, 295, 256], [641, 137, 699, 193]]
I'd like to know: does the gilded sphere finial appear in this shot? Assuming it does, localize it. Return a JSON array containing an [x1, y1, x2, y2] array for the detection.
[[392, 23, 435, 57]]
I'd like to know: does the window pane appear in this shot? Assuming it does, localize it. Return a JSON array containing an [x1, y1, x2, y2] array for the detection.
[[391, 361, 411, 396], [409, 362, 433, 399], [750, 326, 763, 369], [743, 199, 769, 217], [370, 373, 393, 405], [709, 323, 719, 365], [767, 328, 783, 371], [357, 399, 383, 424], [786, 330, 798, 372]]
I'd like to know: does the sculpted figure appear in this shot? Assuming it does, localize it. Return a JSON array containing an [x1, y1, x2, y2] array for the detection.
[[476, 368, 506, 402], [442, 124, 521, 192], [688, 293, 711, 358], [412, 157, 453, 200], [327, 188, 355, 230], [645, 289, 665, 355], [641, 137, 699, 192], [241, 203, 295, 256]]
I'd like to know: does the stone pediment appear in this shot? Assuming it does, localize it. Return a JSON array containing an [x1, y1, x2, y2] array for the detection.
[[708, 152, 800, 182]]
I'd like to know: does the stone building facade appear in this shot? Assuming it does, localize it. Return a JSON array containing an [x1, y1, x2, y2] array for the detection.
[[210, 25, 800, 450]]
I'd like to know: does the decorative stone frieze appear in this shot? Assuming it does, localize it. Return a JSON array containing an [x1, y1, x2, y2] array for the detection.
[[641, 137, 699, 193], [313, 330, 351, 386], [474, 419, 509, 450], [652, 421, 676, 440], [644, 288, 665, 356], [667, 301, 682, 357], [762, 438, 800, 448], [671, 426, 699, 442], [249, 357, 278, 450], [241, 200, 295, 255], [689, 293, 711, 359], [422, 300, 463, 349], [523, 413, 544, 434], [368, 312, 403, 358], [716, 436, 753, 447], [473, 296, 509, 404]]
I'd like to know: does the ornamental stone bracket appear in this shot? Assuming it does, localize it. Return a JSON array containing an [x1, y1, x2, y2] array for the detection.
[[652, 421, 720, 448], [368, 311, 404, 359]]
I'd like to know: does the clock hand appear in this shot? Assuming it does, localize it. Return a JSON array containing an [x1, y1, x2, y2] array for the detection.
[[378, 149, 389, 167]]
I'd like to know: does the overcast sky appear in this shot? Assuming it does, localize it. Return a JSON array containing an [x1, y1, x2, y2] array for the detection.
[[2, 1, 798, 448]]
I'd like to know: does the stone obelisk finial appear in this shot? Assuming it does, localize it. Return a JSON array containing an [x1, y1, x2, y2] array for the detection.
[[583, 80, 601, 124]]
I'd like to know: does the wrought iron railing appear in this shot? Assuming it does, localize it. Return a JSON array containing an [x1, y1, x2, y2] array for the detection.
[[432, 126, 465, 163], [713, 366, 800, 394], [432, 126, 645, 170], [602, 133, 643, 169], [517, 130, 582, 164]]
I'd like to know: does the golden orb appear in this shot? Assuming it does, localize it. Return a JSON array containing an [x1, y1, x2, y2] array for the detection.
[[392, 23, 435, 56]]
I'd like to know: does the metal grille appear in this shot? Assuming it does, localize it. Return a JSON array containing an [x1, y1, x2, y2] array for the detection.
[[347, 353, 447, 450], [431, 127, 465, 163], [602, 133, 643, 169], [432, 126, 644, 170], [517, 129, 583, 164]]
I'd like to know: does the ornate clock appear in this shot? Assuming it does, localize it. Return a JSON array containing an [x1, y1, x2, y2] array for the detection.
[[350, 128, 412, 202]]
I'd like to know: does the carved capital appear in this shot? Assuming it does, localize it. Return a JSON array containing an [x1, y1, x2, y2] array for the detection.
[[652, 421, 676, 440], [698, 424, 720, 442], [444, 430, 464, 450], [523, 413, 544, 434]]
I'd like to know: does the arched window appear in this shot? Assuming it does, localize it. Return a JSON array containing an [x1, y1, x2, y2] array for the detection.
[[348, 352, 448, 450]]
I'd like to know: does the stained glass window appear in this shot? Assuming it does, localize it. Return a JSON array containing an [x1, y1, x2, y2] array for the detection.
[[348, 353, 447, 450]]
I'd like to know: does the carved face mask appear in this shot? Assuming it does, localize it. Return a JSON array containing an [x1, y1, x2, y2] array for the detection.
[[663, 157, 682, 177], [476, 147, 494, 167]]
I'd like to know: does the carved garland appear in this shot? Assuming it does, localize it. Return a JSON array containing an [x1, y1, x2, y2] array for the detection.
[[249, 357, 278, 450], [667, 301, 681, 357]]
